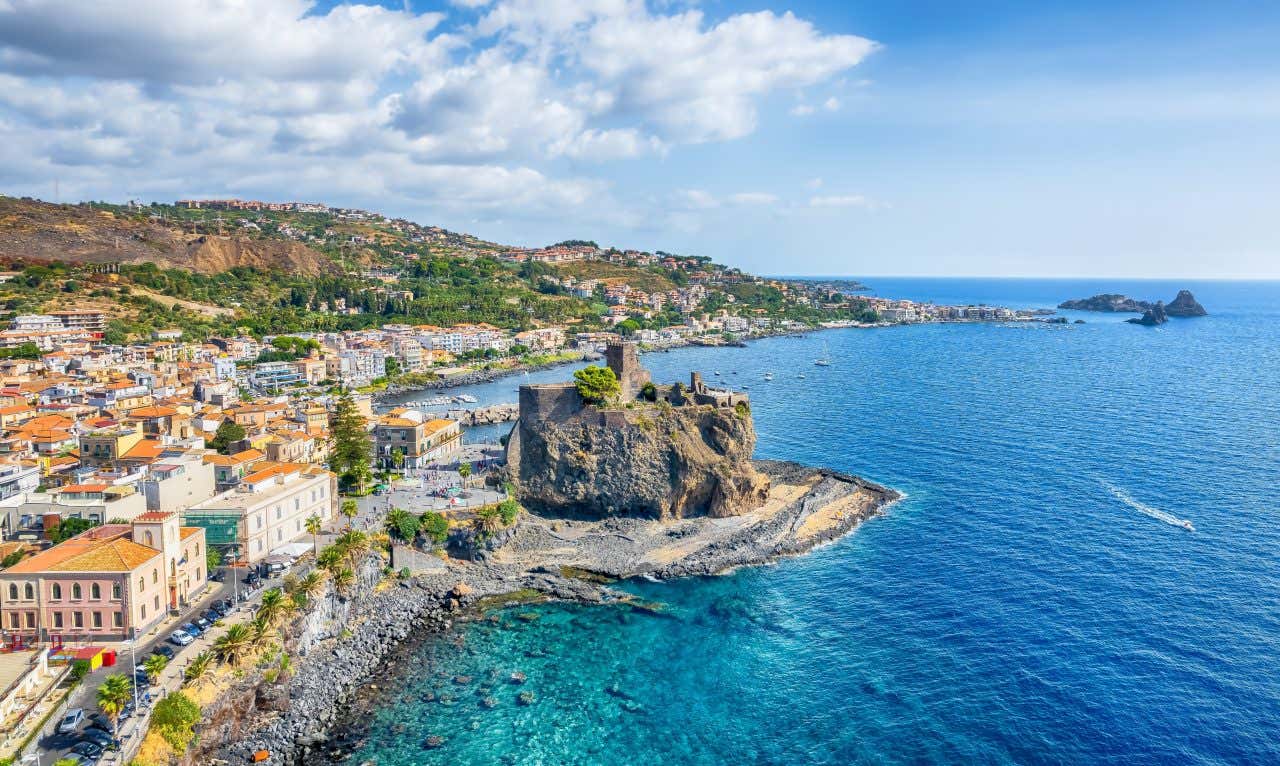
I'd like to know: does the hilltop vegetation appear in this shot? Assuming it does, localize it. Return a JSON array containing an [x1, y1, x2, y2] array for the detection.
[[0, 194, 875, 343]]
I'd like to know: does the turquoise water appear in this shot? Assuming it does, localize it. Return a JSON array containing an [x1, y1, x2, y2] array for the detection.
[[354, 279, 1280, 765]]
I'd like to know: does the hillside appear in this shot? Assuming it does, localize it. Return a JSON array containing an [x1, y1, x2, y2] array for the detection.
[[0, 196, 339, 275]]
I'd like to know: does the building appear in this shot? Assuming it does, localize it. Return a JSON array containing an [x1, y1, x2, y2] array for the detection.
[[373, 411, 462, 469], [140, 453, 217, 515], [184, 463, 336, 563], [0, 514, 207, 643]]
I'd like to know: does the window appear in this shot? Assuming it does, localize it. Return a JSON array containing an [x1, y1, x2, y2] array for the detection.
[[196, 568, 201, 580], [138, 577, 145, 591], [112, 582, 121, 599], [154, 596, 160, 611], [72, 583, 82, 599], [51, 583, 62, 600], [113, 612, 123, 627], [145, 531, 154, 547], [8, 613, 16, 628], [140, 605, 146, 620], [73, 612, 83, 628], [92, 612, 102, 629], [52, 612, 63, 628], [294, 498, 300, 511], [152, 570, 158, 584], [6, 584, 15, 600], [25, 612, 34, 628], [24, 583, 33, 599], [91, 583, 101, 599]]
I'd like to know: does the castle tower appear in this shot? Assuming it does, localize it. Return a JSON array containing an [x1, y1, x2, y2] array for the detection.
[[605, 341, 651, 400]]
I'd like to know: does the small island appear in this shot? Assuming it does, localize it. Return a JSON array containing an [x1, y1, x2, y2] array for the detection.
[[1060, 289, 1207, 324]]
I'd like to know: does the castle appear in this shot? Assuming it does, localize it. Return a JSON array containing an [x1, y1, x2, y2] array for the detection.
[[516, 341, 748, 425], [505, 341, 769, 520]]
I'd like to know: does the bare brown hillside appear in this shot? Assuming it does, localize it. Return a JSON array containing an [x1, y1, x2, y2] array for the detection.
[[0, 196, 339, 275]]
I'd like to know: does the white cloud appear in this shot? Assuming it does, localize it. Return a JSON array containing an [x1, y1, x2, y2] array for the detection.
[[809, 194, 877, 209], [823, 97, 841, 112], [728, 192, 778, 205], [790, 104, 816, 117], [0, 0, 877, 229]]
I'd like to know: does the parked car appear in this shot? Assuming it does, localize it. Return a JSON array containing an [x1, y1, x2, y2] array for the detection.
[[68, 739, 104, 759], [195, 615, 213, 630], [57, 707, 85, 734], [78, 727, 115, 749], [86, 713, 113, 734], [210, 568, 226, 582], [133, 668, 151, 687], [168, 629, 194, 647], [180, 622, 203, 638], [243, 570, 261, 586], [152, 645, 175, 661]]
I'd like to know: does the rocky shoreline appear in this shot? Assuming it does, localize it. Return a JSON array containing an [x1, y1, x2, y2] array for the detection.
[[202, 462, 899, 766]]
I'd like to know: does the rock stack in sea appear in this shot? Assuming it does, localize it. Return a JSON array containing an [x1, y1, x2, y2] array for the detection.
[[1127, 302, 1168, 326], [1165, 289, 1208, 317]]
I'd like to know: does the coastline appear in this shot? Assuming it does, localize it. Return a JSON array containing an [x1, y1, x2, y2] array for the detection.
[[205, 461, 900, 765]]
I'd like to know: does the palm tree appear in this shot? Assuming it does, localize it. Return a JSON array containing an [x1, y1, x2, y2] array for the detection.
[[142, 653, 169, 684], [293, 570, 327, 606], [317, 545, 343, 573], [390, 447, 405, 471], [255, 587, 292, 631], [212, 623, 253, 665], [96, 673, 133, 740], [305, 514, 323, 556], [473, 505, 503, 537], [332, 566, 355, 593], [458, 462, 472, 485], [341, 499, 359, 529], [336, 529, 370, 568], [249, 615, 273, 644], [184, 651, 214, 688]]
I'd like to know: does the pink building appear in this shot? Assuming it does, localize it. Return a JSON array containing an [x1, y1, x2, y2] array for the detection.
[[0, 512, 207, 646]]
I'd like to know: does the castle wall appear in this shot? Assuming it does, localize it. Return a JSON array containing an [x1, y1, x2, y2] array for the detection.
[[518, 383, 583, 424]]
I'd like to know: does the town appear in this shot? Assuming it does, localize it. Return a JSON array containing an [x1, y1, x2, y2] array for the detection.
[[0, 196, 1044, 765]]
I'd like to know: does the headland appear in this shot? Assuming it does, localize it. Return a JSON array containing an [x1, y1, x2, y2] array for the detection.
[[205, 342, 898, 765]]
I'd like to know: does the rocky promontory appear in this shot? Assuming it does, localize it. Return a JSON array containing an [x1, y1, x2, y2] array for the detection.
[[1058, 294, 1154, 312]]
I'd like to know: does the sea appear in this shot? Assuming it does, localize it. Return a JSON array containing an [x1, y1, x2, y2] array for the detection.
[[353, 278, 1280, 765]]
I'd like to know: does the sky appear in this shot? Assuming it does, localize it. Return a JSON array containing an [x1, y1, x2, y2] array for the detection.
[[1, 1, 1278, 278]]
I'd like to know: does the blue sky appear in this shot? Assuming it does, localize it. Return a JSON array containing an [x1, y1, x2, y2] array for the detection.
[[1, 1, 1278, 277]]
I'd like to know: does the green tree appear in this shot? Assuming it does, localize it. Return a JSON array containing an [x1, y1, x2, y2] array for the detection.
[[305, 514, 323, 555], [329, 390, 372, 491], [184, 652, 213, 688], [151, 691, 201, 754], [332, 566, 355, 592], [49, 517, 96, 544], [340, 499, 358, 529], [472, 505, 503, 537], [212, 623, 253, 665], [390, 447, 405, 470], [293, 571, 327, 606], [208, 419, 246, 454], [142, 653, 169, 684], [573, 365, 620, 404], [385, 508, 419, 542], [419, 512, 450, 545], [96, 673, 133, 740], [496, 498, 520, 526], [458, 462, 472, 482], [206, 547, 223, 572], [255, 587, 292, 632]]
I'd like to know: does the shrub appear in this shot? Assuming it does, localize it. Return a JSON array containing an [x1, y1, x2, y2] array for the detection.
[[420, 512, 449, 544], [152, 692, 201, 754], [69, 659, 91, 682], [497, 499, 520, 526], [640, 381, 657, 401], [398, 567, 411, 579]]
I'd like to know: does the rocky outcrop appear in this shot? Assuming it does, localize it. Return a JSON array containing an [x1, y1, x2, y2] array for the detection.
[[186, 235, 339, 276], [1126, 301, 1168, 326], [506, 399, 770, 520], [1165, 289, 1207, 317], [1058, 294, 1153, 312]]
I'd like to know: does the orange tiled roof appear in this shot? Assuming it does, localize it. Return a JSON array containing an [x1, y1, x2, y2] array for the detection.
[[128, 405, 178, 418], [121, 439, 165, 461], [134, 511, 174, 522], [5, 526, 159, 574]]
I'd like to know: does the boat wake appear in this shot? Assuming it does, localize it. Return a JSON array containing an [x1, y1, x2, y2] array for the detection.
[[1101, 480, 1195, 532]]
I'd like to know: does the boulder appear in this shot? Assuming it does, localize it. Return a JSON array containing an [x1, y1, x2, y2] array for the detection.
[[1058, 294, 1153, 312]]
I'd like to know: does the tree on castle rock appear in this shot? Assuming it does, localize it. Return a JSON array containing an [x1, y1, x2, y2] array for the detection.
[[574, 365, 620, 405]]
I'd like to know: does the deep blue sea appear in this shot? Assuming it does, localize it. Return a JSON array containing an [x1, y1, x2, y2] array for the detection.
[[358, 278, 1280, 765]]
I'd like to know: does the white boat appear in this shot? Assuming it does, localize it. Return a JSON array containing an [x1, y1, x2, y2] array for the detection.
[[763, 372, 774, 381], [814, 342, 832, 366], [714, 371, 722, 376], [797, 373, 806, 379], [419, 396, 451, 407], [455, 394, 478, 404]]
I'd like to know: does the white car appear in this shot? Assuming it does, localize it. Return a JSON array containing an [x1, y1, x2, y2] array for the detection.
[[168, 629, 194, 647], [56, 707, 84, 734]]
